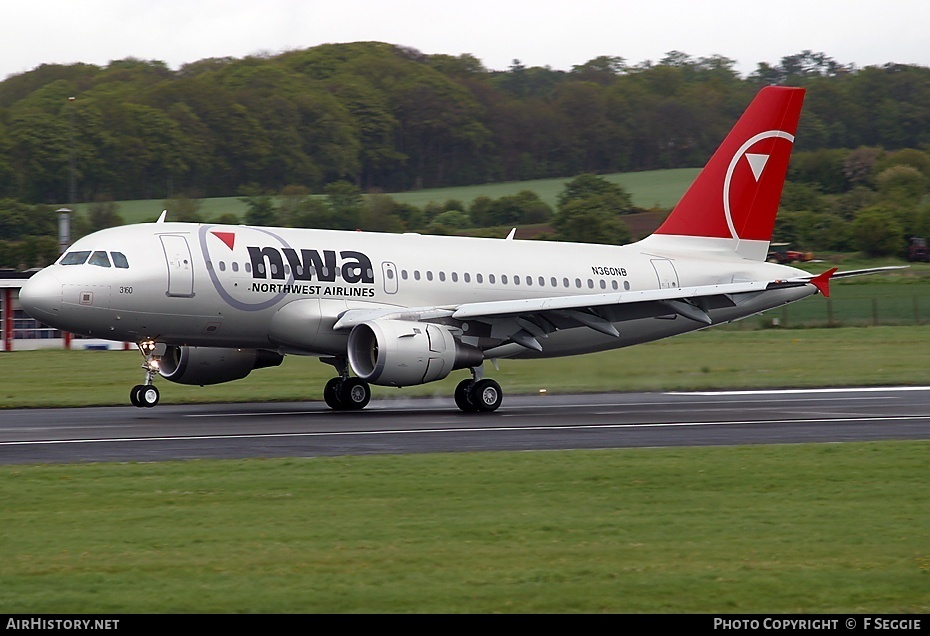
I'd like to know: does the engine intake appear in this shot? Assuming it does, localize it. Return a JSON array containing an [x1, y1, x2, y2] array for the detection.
[[159, 346, 283, 386], [347, 320, 483, 387]]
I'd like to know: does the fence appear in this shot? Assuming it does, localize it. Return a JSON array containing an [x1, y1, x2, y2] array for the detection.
[[735, 281, 930, 329]]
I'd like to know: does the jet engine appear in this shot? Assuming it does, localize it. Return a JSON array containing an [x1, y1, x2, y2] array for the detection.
[[159, 346, 284, 386], [347, 320, 483, 387]]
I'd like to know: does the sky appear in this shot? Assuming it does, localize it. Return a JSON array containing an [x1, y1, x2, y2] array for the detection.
[[4, 0, 930, 80]]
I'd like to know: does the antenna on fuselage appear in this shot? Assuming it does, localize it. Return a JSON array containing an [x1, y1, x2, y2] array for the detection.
[[156, 210, 167, 223]]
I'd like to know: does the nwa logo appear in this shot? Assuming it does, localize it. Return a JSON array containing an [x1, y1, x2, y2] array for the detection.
[[247, 246, 373, 283], [199, 225, 374, 312]]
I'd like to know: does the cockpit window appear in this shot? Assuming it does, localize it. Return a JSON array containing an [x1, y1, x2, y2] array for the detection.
[[89, 251, 111, 267], [60, 251, 90, 265], [111, 252, 129, 269]]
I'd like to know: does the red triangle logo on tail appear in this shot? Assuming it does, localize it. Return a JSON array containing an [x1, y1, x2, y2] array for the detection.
[[211, 231, 236, 250], [654, 86, 805, 244]]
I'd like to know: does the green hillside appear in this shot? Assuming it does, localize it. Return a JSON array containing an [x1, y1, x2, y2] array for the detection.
[[70, 168, 699, 226]]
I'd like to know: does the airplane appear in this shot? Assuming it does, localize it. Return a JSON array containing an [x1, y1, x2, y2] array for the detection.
[[18, 86, 898, 412]]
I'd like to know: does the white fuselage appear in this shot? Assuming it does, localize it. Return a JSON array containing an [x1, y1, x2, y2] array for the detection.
[[22, 222, 813, 360]]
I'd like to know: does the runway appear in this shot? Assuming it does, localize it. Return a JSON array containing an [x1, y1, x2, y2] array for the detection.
[[2, 387, 930, 465]]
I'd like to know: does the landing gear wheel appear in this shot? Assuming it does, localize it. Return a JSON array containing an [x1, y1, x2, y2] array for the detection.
[[130, 385, 144, 407], [137, 385, 160, 408], [454, 379, 478, 412], [339, 378, 371, 410], [469, 379, 502, 413], [323, 377, 344, 410]]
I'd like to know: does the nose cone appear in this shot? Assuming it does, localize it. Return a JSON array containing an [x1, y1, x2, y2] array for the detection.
[[19, 269, 63, 323]]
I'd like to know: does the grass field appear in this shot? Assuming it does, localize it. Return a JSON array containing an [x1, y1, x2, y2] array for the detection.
[[70, 168, 701, 225], [2, 443, 928, 613]]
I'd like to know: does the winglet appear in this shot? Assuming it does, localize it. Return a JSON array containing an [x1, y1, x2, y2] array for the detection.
[[810, 268, 838, 297]]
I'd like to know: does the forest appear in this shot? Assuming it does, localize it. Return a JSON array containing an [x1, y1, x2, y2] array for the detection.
[[1, 43, 929, 268]]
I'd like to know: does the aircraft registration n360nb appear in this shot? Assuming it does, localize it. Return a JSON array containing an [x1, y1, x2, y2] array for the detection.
[[19, 86, 895, 412]]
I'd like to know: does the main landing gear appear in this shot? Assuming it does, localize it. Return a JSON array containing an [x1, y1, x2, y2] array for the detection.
[[453, 367, 502, 413], [130, 340, 161, 408], [322, 356, 371, 411], [319, 358, 502, 413]]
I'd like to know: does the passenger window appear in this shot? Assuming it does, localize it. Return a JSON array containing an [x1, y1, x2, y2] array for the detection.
[[89, 251, 111, 267], [111, 252, 129, 268]]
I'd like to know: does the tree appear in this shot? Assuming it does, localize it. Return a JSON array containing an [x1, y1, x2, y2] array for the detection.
[[851, 206, 905, 256], [842, 147, 883, 185], [469, 191, 552, 227], [557, 174, 634, 215], [875, 165, 928, 204], [324, 180, 364, 230], [85, 197, 124, 234], [552, 198, 631, 245], [240, 193, 278, 226], [162, 194, 204, 223]]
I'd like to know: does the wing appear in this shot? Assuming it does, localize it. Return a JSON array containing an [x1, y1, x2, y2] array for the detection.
[[333, 266, 906, 354], [334, 279, 786, 353]]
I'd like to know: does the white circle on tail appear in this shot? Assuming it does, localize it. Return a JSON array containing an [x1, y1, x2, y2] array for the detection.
[[722, 130, 795, 240]]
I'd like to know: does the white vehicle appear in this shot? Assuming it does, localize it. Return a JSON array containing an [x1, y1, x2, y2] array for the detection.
[[19, 86, 891, 412]]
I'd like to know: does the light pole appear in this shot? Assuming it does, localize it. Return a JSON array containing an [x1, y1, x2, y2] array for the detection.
[[68, 96, 76, 206]]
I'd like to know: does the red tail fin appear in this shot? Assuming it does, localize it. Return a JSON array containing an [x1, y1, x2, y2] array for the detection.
[[653, 86, 805, 259]]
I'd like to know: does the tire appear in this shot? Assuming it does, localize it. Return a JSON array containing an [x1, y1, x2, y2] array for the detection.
[[323, 377, 344, 410], [139, 385, 160, 408], [469, 379, 502, 413], [130, 385, 144, 408], [339, 378, 371, 410], [454, 379, 477, 412]]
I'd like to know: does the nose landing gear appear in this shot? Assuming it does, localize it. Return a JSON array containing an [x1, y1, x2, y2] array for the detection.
[[130, 340, 161, 408]]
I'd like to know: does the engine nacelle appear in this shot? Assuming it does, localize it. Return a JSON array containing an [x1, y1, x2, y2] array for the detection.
[[347, 320, 483, 387], [159, 346, 284, 386]]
